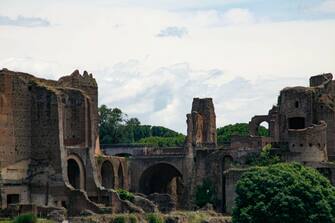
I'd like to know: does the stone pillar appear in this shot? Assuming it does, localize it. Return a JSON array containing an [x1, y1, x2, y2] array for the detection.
[[186, 98, 217, 147]]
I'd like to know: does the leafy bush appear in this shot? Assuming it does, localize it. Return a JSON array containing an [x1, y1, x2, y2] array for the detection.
[[116, 189, 135, 202], [13, 213, 37, 223], [233, 162, 335, 223], [129, 214, 137, 223], [245, 144, 280, 166], [194, 179, 216, 208], [113, 215, 126, 223], [146, 213, 163, 223]]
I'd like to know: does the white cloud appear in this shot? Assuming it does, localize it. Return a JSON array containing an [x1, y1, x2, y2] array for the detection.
[[0, 15, 50, 27], [157, 26, 188, 38], [0, 2, 334, 133], [221, 8, 255, 25], [318, 0, 335, 13]]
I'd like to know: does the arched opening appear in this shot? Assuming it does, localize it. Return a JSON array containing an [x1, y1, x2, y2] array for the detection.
[[67, 156, 85, 190], [118, 164, 124, 189], [258, 121, 269, 137], [101, 161, 115, 189], [288, 117, 305, 129], [139, 163, 183, 202]]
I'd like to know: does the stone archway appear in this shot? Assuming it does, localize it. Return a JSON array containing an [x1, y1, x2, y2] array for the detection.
[[117, 163, 124, 189], [249, 115, 270, 136], [101, 160, 115, 189], [139, 163, 183, 198], [67, 155, 85, 190]]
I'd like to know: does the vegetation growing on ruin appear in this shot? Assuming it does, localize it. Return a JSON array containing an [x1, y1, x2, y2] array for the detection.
[[233, 162, 335, 223], [13, 213, 37, 223], [115, 189, 135, 202], [146, 213, 163, 223], [113, 215, 126, 223], [194, 179, 217, 208], [99, 105, 185, 147], [217, 123, 268, 144], [245, 144, 281, 166]]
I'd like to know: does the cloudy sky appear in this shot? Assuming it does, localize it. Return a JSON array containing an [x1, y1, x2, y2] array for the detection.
[[1, 0, 335, 133]]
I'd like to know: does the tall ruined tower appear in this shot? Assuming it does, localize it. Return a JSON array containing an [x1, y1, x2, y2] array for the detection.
[[186, 98, 217, 147]]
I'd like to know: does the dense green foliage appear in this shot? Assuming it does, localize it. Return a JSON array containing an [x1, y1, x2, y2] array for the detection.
[[113, 216, 126, 223], [99, 105, 185, 147], [245, 144, 280, 166], [13, 213, 37, 223], [233, 163, 335, 223], [194, 179, 216, 208], [138, 135, 185, 147], [146, 213, 163, 223], [217, 123, 269, 144], [116, 189, 135, 202]]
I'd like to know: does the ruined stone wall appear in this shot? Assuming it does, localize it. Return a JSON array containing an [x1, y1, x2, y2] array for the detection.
[[61, 89, 87, 147], [230, 135, 272, 150], [286, 121, 327, 162], [58, 70, 99, 149], [0, 72, 32, 169], [278, 87, 315, 143], [186, 98, 217, 147], [29, 83, 65, 206]]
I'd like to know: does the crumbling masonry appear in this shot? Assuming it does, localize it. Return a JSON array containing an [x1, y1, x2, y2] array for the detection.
[[0, 69, 334, 217]]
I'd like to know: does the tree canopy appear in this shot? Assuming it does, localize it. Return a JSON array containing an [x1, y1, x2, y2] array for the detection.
[[99, 105, 185, 146], [217, 123, 268, 144], [233, 163, 335, 223]]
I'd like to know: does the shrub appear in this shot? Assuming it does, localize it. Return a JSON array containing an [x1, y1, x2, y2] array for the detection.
[[245, 144, 280, 166], [113, 215, 126, 223], [194, 179, 216, 208], [146, 213, 163, 223], [129, 214, 137, 223], [116, 189, 135, 202], [233, 162, 335, 223], [13, 213, 37, 223]]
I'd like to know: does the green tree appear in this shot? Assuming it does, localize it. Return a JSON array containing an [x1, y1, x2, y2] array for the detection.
[[233, 163, 335, 223], [99, 105, 127, 144], [98, 105, 185, 146], [138, 135, 185, 147], [217, 123, 268, 144]]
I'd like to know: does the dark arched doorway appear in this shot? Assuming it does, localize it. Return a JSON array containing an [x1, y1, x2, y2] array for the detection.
[[67, 155, 85, 190], [139, 163, 183, 203], [118, 164, 124, 189], [101, 161, 115, 189], [68, 159, 80, 189]]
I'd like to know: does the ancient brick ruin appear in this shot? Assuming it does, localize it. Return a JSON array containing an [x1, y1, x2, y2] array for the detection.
[[0, 69, 334, 217]]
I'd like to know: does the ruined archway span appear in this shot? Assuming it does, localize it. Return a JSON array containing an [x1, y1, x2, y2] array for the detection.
[[249, 115, 270, 136], [139, 162, 183, 195]]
